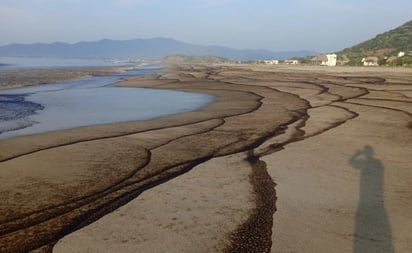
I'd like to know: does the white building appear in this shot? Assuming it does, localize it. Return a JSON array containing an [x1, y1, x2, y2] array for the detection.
[[263, 60, 279, 65], [325, 54, 337, 66], [398, 51, 405, 57], [284, 60, 299, 65]]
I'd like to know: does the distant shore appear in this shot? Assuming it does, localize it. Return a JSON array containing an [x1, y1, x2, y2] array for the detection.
[[0, 64, 411, 253], [0, 66, 126, 90]]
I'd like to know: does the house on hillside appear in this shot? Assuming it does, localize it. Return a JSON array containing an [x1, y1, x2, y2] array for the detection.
[[362, 57, 379, 66], [311, 54, 337, 66]]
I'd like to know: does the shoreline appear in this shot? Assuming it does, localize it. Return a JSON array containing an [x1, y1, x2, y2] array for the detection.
[[0, 64, 411, 252], [0, 75, 215, 139]]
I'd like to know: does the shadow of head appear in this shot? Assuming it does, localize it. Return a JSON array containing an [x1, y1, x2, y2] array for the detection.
[[363, 144, 374, 158], [349, 144, 378, 170]]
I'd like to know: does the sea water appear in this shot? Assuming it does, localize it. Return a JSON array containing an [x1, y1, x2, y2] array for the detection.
[[0, 56, 131, 69], [0, 67, 215, 138]]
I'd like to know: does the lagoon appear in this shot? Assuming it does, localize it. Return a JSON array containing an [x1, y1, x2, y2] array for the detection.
[[0, 67, 214, 138]]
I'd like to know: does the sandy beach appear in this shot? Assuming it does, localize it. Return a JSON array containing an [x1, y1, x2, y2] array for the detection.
[[0, 64, 411, 252]]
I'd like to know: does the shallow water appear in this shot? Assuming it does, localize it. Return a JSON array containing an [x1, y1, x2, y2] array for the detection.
[[0, 67, 214, 138]]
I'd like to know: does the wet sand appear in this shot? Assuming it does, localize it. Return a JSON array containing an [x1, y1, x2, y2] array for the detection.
[[0, 65, 411, 252]]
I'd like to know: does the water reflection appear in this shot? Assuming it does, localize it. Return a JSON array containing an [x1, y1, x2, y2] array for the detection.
[[349, 145, 394, 253]]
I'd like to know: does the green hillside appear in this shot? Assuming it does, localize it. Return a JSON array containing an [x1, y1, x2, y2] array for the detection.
[[338, 20, 412, 65]]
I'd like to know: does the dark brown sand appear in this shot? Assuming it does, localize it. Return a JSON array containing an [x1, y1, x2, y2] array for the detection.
[[0, 65, 411, 253]]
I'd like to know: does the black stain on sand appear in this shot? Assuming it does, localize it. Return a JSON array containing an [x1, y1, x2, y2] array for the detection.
[[0, 94, 44, 134], [225, 150, 276, 253]]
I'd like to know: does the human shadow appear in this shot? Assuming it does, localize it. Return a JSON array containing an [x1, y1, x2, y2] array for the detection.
[[349, 145, 395, 253]]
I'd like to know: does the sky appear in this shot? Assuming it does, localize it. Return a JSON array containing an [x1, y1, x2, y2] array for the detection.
[[0, 0, 411, 52]]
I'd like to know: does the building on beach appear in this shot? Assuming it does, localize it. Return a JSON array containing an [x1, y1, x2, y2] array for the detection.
[[284, 59, 299, 65], [311, 54, 337, 66], [263, 60, 279, 65], [311, 55, 328, 65], [325, 54, 337, 66]]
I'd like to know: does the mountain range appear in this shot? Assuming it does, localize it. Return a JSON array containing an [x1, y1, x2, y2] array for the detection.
[[0, 38, 315, 61]]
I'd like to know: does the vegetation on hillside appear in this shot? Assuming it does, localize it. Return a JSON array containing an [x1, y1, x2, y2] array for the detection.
[[379, 55, 412, 67], [338, 20, 412, 66]]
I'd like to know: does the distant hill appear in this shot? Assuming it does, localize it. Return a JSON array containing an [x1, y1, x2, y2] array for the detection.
[[338, 20, 412, 65], [163, 55, 232, 64], [0, 38, 315, 61]]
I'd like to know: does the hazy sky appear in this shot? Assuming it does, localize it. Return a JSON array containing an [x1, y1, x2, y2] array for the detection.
[[0, 0, 411, 52]]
